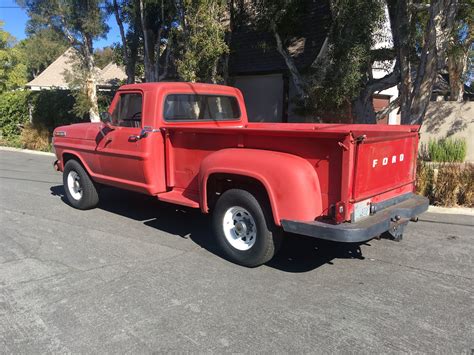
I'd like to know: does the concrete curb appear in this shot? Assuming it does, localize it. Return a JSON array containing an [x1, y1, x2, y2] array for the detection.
[[428, 205, 474, 216], [0, 146, 55, 157]]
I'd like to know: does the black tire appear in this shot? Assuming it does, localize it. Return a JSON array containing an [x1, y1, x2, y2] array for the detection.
[[63, 159, 99, 210], [212, 189, 282, 267]]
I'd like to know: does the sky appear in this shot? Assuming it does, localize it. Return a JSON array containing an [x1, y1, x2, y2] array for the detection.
[[0, 0, 121, 49]]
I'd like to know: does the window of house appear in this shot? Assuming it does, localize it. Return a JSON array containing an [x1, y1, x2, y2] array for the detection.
[[111, 93, 143, 127], [163, 94, 240, 121]]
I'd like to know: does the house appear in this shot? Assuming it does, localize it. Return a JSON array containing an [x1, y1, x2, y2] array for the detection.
[[26, 47, 126, 91], [97, 62, 128, 89]]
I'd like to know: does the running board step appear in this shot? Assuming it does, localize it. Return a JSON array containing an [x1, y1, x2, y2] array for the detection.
[[157, 189, 200, 208]]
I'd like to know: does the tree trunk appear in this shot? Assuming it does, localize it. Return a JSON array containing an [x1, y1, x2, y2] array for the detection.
[[113, 0, 134, 84], [222, 0, 235, 85], [352, 63, 400, 124], [309, 36, 330, 84], [211, 57, 219, 84], [159, 32, 172, 81], [83, 34, 99, 122], [352, 97, 377, 124], [271, 24, 307, 100], [376, 97, 400, 120], [448, 50, 467, 102], [139, 0, 156, 82], [407, 0, 459, 125], [154, 27, 163, 81], [387, 0, 412, 122]]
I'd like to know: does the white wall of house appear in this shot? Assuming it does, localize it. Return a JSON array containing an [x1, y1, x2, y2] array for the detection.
[[372, 5, 399, 125], [233, 74, 283, 122]]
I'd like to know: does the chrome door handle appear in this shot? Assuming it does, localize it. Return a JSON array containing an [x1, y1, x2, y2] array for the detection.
[[129, 127, 158, 142]]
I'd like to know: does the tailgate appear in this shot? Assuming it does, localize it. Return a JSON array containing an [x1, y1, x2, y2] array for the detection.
[[352, 132, 418, 202]]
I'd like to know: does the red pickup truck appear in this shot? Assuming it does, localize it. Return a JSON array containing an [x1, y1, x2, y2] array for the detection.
[[53, 82, 428, 267]]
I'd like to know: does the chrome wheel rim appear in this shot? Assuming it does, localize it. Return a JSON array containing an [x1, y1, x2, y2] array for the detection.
[[67, 171, 83, 200], [223, 206, 257, 251]]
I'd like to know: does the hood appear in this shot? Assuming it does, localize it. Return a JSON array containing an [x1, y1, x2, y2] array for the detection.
[[53, 122, 103, 140]]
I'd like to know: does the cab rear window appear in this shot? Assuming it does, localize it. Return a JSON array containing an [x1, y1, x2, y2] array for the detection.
[[164, 94, 240, 121]]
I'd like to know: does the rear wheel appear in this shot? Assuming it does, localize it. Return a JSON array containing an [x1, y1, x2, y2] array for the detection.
[[63, 159, 99, 210], [212, 189, 282, 267]]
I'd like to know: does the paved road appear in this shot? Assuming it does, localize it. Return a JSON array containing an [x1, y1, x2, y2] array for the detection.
[[0, 149, 473, 353]]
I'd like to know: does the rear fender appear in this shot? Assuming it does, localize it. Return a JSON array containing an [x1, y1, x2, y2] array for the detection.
[[199, 148, 322, 225]]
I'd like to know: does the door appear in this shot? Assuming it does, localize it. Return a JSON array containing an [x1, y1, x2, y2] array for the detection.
[[96, 91, 148, 189]]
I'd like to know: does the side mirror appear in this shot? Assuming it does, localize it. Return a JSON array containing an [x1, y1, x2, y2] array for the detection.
[[100, 111, 113, 124]]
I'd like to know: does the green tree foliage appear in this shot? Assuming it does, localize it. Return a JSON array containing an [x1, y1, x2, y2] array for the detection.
[[111, 0, 229, 83], [109, 0, 142, 83], [447, 0, 473, 101], [0, 22, 28, 91], [94, 46, 115, 69], [17, 28, 68, 79], [175, 0, 228, 82], [307, 0, 386, 114]]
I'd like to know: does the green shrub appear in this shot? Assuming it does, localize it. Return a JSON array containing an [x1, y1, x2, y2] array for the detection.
[[0, 91, 31, 143], [422, 138, 467, 162], [98, 91, 115, 113], [32, 90, 86, 129], [0, 89, 91, 149]]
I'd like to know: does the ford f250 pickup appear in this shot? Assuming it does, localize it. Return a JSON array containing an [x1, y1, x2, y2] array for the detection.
[[53, 82, 429, 267]]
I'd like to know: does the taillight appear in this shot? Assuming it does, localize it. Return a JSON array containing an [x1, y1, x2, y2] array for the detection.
[[335, 201, 346, 224]]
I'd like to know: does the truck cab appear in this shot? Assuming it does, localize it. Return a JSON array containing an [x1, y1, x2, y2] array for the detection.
[[53, 82, 429, 267]]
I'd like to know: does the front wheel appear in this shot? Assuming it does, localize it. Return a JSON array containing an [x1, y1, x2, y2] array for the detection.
[[63, 159, 99, 210], [212, 189, 282, 267]]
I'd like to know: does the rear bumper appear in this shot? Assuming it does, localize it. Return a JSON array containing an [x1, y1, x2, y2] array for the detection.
[[281, 194, 429, 243]]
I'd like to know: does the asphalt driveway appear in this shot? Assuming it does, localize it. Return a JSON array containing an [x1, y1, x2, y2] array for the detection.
[[0, 149, 473, 353]]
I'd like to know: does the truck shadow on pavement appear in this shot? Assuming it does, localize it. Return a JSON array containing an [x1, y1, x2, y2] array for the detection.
[[50, 185, 367, 273]]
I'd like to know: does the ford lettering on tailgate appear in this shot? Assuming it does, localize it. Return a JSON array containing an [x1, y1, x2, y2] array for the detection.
[[352, 135, 418, 201]]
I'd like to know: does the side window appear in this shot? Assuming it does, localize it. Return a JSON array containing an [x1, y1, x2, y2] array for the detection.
[[111, 93, 143, 128], [164, 94, 240, 121]]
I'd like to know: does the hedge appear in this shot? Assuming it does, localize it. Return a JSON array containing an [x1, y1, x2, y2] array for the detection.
[[0, 90, 114, 147], [0, 91, 30, 145]]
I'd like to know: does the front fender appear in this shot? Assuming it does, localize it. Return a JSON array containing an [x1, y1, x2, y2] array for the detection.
[[199, 148, 322, 225]]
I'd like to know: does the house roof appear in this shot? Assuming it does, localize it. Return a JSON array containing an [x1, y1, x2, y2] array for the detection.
[[229, 2, 331, 75], [26, 47, 78, 89], [26, 48, 126, 89], [97, 62, 127, 86]]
